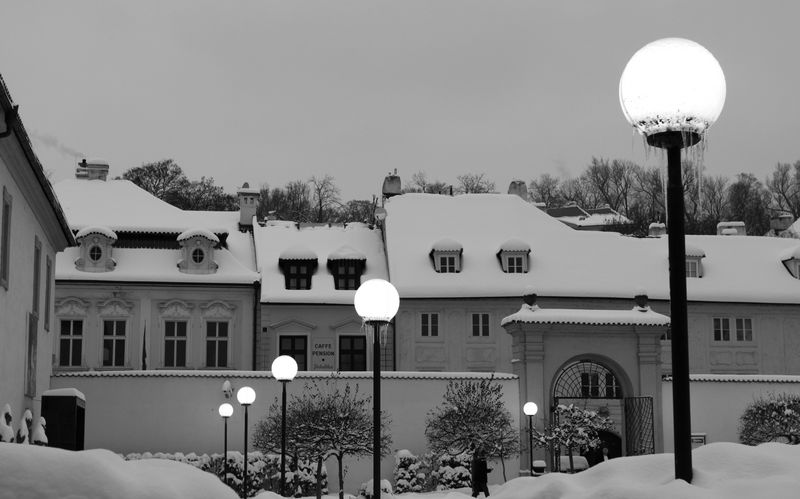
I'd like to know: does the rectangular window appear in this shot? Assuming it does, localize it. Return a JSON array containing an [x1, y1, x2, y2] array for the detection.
[[605, 373, 621, 398], [686, 260, 699, 278], [206, 321, 229, 368], [421, 313, 439, 337], [25, 312, 38, 397], [164, 320, 188, 368], [339, 335, 367, 371], [102, 320, 126, 367], [506, 256, 524, 273], [333, 262, 361, 290], [439, 256, 456, 273], [735, 318, 753, 342], [1, 186, 11, 289], [59, 319, 83, 367], [580, 373, 600, 397], [286, 264, 313, 290], [44, 257, 52, 331], [279, 335, 307, 370], [713, 317, 730, 342], [32, 237, 41, 316], [471, 313, 490, 337]]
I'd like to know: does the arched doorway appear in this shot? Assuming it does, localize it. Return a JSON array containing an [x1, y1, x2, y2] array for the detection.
[[551, 359, 626, 469]]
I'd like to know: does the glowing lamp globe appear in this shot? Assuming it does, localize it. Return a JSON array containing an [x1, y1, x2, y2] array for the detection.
[[354, 279, 399, 322], [236, 386, 256, 406], [523, 402, 538, 416], [619, 38, 726, 146], [218, 402, 234, 418], [272, 355, 298, 381]]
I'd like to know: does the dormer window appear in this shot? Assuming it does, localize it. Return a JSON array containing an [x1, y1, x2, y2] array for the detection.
[[327, 245, 366, 290], [75, 226, 117, 273], [685, 244, 705, 278], [279, 246, 318, 290], [430, 238, 463, 273], [177, 228, 219, 275], [497, 239, 531, 273]]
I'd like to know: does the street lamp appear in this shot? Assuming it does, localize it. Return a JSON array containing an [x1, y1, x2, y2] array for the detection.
[[522, 402, 538, 477], [272, 355, 298, 496], [219, 403, 234, 486], [354, 279, 400, 499], [620, 38, 726, 483], [237, 386, 256, 498]]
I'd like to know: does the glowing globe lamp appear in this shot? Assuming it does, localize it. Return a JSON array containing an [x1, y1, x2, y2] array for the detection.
[[272, 355, 299, 381], [354, 279, 399, 322], [236, 386, 256, 406], [218, 402, 233, 418], [523, 402, 538, 416]]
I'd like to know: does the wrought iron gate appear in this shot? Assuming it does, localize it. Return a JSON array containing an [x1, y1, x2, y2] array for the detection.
[[624, 396, 655, 455]]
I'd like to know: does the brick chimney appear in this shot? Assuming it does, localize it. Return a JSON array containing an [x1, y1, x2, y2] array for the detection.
[[76, 159, 109, 181], [507, 180, 529, 201], [237, 182, 260, 228]]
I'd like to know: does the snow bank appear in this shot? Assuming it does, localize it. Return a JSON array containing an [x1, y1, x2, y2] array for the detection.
[[0, 444, 238, 499]]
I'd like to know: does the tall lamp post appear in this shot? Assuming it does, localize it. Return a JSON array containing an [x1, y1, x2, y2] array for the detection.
[[354, 279, 400, 499], [522, 402, 538, 477], [272, 355, 299, 496], [218, 403, 234, 485], [237, 386, 256, 498], [620, 38, 726, 483]]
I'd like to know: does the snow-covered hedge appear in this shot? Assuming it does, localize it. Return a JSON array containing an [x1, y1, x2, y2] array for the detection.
[[393, 449, 426, 493], [431, 452, 472, 490], [1, 403, 47, 445]]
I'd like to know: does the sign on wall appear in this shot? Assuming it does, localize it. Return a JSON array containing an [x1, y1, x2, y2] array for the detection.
[[312, 341, 335, 370]]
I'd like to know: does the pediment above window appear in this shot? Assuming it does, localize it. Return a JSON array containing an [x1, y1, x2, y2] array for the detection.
[[97, 298, 133, 317], [177, 229, 219, 275], [74, 226, 117, 273], [201, 300, 236, 318], [55, 297, 90, 316], [159, 299, 194, 318]]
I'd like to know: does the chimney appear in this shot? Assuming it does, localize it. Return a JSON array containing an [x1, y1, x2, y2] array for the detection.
[[382, 169, 401, 198], [237, 182, 260, 228], [522, 285, 538, 307], [634, 289, 649, 311], [770, 212, 794, 233], [76, 159, 109, 181], [508, 180, 529, 201], [717, 221, 746, 236], [648, 222, 666, 237]]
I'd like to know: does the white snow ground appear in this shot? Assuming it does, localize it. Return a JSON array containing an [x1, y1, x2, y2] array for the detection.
[[2, 441, 799, 499]]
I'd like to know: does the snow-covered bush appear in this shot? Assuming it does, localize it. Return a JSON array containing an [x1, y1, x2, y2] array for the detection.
[[15, 409, 32, 444], [393, 449, 425, 493], [739, 392, 800, 445], [358, 478, 393, 499], [431, 452, 471, 490], [533, 403, 615, 472], [32, 417, 48, 446], [1, 404, 15, 443]]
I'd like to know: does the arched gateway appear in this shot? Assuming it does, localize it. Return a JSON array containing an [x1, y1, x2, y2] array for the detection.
[[501, 292, 669, 472]]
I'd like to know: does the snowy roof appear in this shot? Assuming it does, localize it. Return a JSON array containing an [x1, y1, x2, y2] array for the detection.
[[177, 228, 219, 243], [278, 245, 318, 261], [383, 193, 800, 304], [56, 247, 258, 284], [54, 179, 232, 234], [556, 212, 632, 228], [665, 374, 800, 383], [254, 222, 388, 304], [52, 370, 517, 380], [498, 239, 531, 253], [75, 226, 117, 241], [328, 245, 367, 261], [780, 246, 800, 261], [501, 304, 670, 327], [684, 243, 705, 258], [42, 387, 86, 400], [431, 238, 463, 252]]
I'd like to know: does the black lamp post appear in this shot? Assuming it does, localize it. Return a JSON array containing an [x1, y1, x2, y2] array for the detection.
[[272, 355, 298, 496], [236, 386, 256, 498], [522, 402, 538, 476], [218, 403, 234, 486], [354, 279, 400, 499], [620, 38, 726, 483]]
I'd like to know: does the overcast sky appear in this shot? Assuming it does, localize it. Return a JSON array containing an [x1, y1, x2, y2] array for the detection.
[[1, 1, 798, 201]]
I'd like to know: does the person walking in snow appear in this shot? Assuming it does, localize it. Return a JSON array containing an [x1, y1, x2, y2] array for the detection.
[[470, 447, 490, 498]]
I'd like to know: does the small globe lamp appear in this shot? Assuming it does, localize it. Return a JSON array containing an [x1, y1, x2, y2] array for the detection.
[[620, 37, 726, 483], [272, 355, 299, 496], [236, 387, 256, 497], [218, 403, 234, 485], [522, 402, 538, 476], [354, 279, 400, 499]]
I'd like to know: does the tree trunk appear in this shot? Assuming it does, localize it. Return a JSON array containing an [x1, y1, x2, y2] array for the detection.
[[337, 454, 344, 499], [316, 455, 323, 499], [499, 455, 507, 482], [568, 447, 574, 473]]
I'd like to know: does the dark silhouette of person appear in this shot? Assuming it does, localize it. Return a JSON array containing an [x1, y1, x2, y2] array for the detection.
[[471, 448, 490, 498]]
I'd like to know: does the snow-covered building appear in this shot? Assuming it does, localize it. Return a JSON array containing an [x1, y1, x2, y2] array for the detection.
[[52, 173, 259, 372], [253, 220, 389, 370], [0, 75, 74, 419], [546, 203, 633, 231]]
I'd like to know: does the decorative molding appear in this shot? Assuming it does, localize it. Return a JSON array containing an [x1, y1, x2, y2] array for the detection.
[[201, 300, 236, 318], [267, 318, 317, 331], [55, 297, 90, 317], [159, 299, 194, 318], [97, 297, 133, 317], [329, 317, 363, 331]]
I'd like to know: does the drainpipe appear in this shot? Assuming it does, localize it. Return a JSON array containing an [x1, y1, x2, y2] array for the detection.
[[252, 281, 260, 370]]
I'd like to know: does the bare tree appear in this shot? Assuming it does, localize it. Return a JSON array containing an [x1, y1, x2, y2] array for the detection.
[[285, 180, 313, 222], [455, 173, 495, 194], [403, 171, 450, 194], [309, 175, 342, 223], [766, 161, 800, 218], [122, 159, 188, 200], [529, 173, 564, 207], [728, 172, 772, 235]]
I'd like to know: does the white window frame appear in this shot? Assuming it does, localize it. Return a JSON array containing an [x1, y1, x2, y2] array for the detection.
[[500, 251, 529, 273], [205, 320, 230, 368], [58, 318, 84, 368], [101, 318, 128, 367], [712, 317, 731, 342], [685, 257, 703, 278], [421, 312, 440, 337], [164, 320, 189, 368], [735, 317, 753, 342], [471, 313, 490, 337], [432, 251, 461, 273]]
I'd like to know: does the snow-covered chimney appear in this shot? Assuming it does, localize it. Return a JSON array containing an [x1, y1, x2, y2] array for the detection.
[[648, 222, 666, 237], [770, 212, 794, 232], [522, 286, 537, 307], [717, 221, 746, 236], [508, 180, 529, 201], [237, 182, 260, 228], [634, 289, 649, 311], [382, 169, 401, 198], [76, 159, 109, 181]]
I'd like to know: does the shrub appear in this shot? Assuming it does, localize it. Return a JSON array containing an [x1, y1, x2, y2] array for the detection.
[[393, 450, 425, 493], [431, 452, 471, 490], [739, 392, 800, 445]]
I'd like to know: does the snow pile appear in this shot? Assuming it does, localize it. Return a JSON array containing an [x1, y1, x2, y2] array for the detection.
[[0, 444, 238, 499]]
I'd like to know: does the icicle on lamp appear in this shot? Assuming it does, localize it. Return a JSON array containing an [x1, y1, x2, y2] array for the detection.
[[354, 279, 399, 499], [620, 38, 726, 484]]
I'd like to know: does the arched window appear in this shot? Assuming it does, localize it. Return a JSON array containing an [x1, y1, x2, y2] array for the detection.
[[553, 360, 623, 399]]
